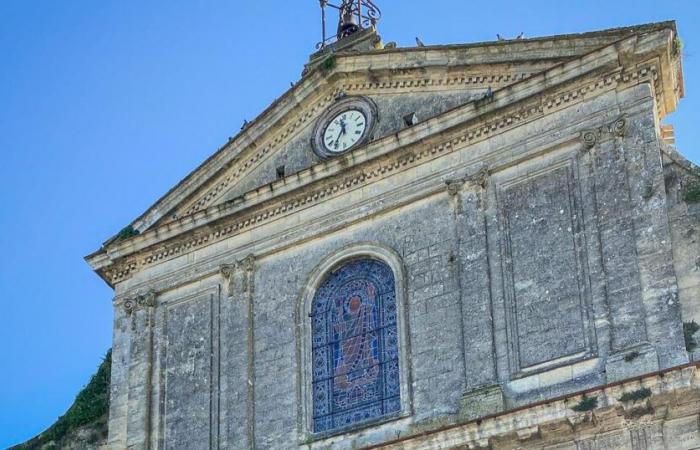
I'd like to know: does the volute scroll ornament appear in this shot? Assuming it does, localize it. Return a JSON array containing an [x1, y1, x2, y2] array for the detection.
[[581, 116, 628, 151], [122, 290, 157, 315], [123, 298, 137, 315], [609, 116, 628, 137], [581, 130, 599, 150]]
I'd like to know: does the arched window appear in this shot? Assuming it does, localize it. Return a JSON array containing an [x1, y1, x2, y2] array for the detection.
[[311, 258, 401, 433]]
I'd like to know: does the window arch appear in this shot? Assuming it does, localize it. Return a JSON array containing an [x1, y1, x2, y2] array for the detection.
[[310, 258, 401, 433]]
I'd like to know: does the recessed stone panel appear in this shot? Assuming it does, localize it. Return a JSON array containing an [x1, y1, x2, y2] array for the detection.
[[498, 161, 594, 375], [163, 294, 215, 450]]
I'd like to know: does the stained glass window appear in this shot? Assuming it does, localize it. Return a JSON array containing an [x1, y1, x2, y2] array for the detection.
[[311, 258, 400, 434]]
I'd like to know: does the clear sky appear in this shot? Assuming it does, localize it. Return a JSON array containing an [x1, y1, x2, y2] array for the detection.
[[0, 0, 698, 447]]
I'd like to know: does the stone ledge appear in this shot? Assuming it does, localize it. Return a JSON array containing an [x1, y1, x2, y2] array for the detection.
[[460, 385, 505, 421], [365, 362, 700, 450]]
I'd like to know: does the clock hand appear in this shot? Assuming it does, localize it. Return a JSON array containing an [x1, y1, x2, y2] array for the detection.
[[333, 129, 343, 148], [332, 119, 348, 149]]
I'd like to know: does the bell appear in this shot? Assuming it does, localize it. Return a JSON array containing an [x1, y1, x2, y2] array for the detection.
[[337, 6, 360, 39]]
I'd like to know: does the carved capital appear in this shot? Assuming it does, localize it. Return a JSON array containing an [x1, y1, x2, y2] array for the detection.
[[240, 255, 255, 273], [466, 166, 490, 188], [609, 116, 628, 137], [220, 263, 236, 296], [445, 179, 465, 196], [137, 290, 156, 308], [581, 116, 628, 152], [123, 298, 137, 315], [580, 130, 598, 150], [221, 255, 256, 297], [123, 290, 157, 315]]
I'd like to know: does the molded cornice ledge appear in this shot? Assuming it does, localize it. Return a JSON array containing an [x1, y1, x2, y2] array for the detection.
[[120, 22, 681, 236], [85, 28, 682, 287]]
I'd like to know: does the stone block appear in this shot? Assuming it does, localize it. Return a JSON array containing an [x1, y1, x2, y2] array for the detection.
[[459, 385, 505, 421], [605, 344, 659, 382]]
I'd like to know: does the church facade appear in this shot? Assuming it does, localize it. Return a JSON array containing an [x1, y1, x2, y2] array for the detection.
[[87, 10, 700, 449]]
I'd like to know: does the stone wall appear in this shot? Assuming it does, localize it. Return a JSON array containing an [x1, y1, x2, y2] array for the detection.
[[103, 65, 691, 449]]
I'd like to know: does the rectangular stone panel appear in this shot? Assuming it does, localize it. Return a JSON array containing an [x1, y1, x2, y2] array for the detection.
[[163, 294, 214, 450], [499, 163, 592, 372]]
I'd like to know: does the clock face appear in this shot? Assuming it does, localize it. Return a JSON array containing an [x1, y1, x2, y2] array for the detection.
[[322, 109, 367, 154], [312, 96, 377, 159]]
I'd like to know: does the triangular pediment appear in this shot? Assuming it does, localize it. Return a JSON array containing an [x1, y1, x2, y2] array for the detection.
[[88, 21, 683, 286], [123, 22, 679, 238]]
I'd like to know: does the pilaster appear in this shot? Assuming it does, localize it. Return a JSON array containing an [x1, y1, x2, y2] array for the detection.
[[219, 255, 256, 450], [448, 167, 500, 404], [124, 291, 157, 450]]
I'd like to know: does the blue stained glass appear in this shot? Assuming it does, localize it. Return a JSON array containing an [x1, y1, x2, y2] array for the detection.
[[311, 259, 401, 433]]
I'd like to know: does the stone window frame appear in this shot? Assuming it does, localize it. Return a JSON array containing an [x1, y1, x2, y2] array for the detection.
[[297, 243, 413, 442]]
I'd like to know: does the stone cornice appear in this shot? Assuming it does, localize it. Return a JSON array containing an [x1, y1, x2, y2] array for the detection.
[[117, 23, 680, 238], [87, 31, 676, 287], [162, 67, 545, 226], [366, 362, 700, 449]]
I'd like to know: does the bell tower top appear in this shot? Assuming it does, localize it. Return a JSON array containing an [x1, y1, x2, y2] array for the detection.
[[317, 0, 382, 48]]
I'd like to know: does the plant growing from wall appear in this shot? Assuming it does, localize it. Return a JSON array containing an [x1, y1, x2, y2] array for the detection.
[[116, 225, 140, 242], [320, 55, 337, 75], [618, 387, 652, 403], [682, 180, 700, 204], [673, 37, 684, 58], [572, 395, 598, 412], [684, 321, 700, 351]]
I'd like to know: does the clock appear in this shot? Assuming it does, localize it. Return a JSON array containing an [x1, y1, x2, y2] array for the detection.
[[312, 96, 378, 159]]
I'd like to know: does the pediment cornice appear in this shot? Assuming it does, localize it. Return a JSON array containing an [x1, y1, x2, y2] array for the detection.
[[120, 22, 681, 241], [86, 26, 683, 288]]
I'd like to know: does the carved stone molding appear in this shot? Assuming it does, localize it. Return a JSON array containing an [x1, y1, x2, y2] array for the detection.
[[608, 116, 628, 137], [580, 130, 599, 150], [123, 290, 157, 315], [445, 179, 465, 196], [220, 254, 256, 298], [102, 66, 657, 285], [220, 264, 236, 295], [580, 116, 629, 151], [466, 166, 490, 188]]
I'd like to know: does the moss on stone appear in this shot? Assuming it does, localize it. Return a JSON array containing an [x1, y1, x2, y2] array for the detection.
[[619, 387, 652, 403], [116, 225, 140, 241], [682, 181, 700, 204], [684, 321, 700, 352], [572, 395, 598, 412], [320, 55, 337, 75]]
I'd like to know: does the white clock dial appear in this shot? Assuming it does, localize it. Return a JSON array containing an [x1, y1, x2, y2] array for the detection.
[[322, 109, 367, 153]]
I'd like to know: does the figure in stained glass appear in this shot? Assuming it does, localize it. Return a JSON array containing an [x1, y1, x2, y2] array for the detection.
[[311, 258, 400, 433]]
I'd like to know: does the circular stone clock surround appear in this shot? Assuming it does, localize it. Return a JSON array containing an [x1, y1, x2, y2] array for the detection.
[[311, 96, 378, 159]]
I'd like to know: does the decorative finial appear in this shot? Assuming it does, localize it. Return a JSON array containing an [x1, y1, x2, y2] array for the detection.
[[317, 0, 382, 49]]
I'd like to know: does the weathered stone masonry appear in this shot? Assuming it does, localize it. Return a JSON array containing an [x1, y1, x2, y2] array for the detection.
[[87, 21, 700, 449]]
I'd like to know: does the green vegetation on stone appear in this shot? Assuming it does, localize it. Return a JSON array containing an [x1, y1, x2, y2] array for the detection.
[[673, 37, 684, 58], [572, 395, 598, 412], [618, 387, 652, 403], [321, 55, 337, 74], [116, 225, 140, 241], [684, 321, 700, 352], [12, 350, 112, 450], [682, 181, 700, 204]]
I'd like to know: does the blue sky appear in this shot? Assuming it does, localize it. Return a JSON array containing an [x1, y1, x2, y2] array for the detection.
[[0, 0, 698, 447]]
